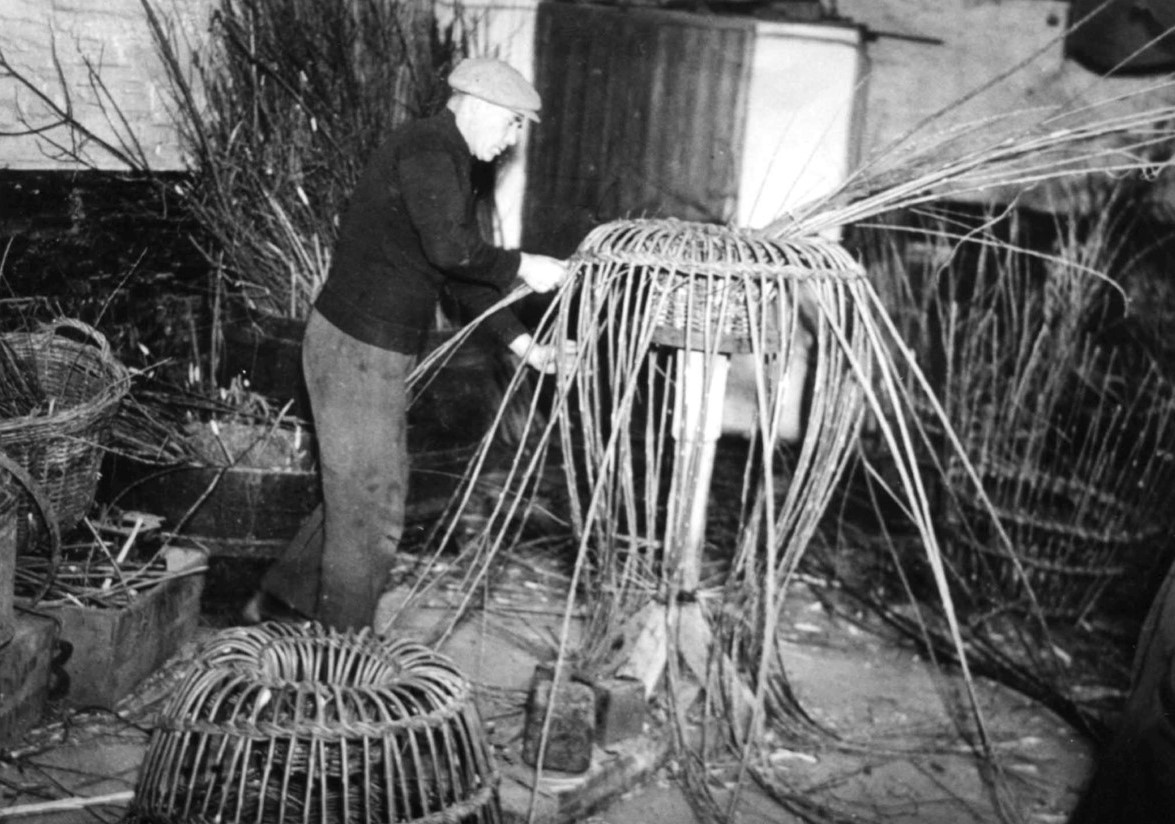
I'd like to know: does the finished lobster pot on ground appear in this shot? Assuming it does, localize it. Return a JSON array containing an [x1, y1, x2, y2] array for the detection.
[[129, 622, 502, 824]]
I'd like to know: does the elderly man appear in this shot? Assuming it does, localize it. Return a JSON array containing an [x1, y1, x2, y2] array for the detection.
[[247, 57, 572, 631]]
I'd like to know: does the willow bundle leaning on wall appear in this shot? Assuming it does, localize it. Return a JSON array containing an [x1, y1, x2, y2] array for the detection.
[[143, 0, 446, 320]]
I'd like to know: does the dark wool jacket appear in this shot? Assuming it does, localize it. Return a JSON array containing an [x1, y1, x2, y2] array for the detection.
[[314, 108, 527, 353]]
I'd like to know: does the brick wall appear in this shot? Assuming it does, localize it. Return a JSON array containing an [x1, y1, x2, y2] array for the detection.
[[5, 0, 1174, 188], [0, 0, 211, 171]]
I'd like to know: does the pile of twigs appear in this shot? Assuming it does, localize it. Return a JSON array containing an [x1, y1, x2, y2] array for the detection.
[[15, 555, 182, 609], [14, 514, 202, 609]]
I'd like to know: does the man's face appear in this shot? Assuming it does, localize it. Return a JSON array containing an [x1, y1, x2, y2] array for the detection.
[[466, 99, 526, 163]]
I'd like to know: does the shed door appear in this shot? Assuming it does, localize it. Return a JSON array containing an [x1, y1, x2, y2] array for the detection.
[[523, 3, 755, 257]]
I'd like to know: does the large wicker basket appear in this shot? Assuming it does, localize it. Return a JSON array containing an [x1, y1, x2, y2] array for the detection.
[[0, 320, 130, 548], [130, 622, 502, 824]]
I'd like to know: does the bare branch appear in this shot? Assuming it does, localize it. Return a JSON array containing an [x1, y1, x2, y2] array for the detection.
[[0, 29, 153, 173]]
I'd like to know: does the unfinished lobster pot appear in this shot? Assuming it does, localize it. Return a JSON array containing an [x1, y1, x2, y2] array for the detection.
[[130, 622, 501, 824], [941, 354, 1175, 621], [946, 461, 1165, 619], [557, 218, 871, 693]]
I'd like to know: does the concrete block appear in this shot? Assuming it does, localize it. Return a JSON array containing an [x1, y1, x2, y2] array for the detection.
[[594, 675, 646, 747], [522, 666, 596, 774]]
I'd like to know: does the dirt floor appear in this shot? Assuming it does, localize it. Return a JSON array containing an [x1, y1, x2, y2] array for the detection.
[[0, 535, 1100, 824]]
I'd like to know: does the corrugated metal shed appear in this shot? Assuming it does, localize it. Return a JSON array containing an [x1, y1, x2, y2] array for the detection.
[[523, 3, 755, 256]]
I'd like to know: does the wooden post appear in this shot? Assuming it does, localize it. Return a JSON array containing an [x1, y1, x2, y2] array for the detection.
[[666, 349, 730, 594], [621, 349, 733, 697]]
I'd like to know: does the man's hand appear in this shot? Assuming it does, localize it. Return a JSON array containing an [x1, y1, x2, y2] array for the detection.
[[509, 333, 578, 375], [518, 253, 569, 294]]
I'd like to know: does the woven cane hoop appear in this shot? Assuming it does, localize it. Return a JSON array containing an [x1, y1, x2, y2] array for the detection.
[[576, 218, 865, 353], [131, 622, 502, 824], [0, 319, 130, 544]]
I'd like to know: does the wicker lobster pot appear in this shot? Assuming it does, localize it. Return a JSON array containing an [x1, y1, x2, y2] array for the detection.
[[0, 320, 129, 548], [130, 622, 502, 824], [943, 463, 1163, 619]]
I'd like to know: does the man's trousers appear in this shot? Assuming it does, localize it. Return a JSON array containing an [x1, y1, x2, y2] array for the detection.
[[260, 308, 413, 630]]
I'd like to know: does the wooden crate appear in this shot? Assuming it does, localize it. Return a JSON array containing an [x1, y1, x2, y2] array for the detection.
[[0, 611, 58, 749], [20, 546, 206, 709]]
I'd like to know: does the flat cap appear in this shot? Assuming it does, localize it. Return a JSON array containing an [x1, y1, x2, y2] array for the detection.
[[449, 57, 541, 122]]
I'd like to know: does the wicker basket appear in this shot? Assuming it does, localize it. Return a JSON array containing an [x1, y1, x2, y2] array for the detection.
[[0, 320, 130, 548], [943, 463, 1163, 619], [130, 622, 502, 824]]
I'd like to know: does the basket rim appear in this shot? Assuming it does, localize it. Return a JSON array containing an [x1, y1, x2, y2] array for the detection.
[[0, 328, 130, 438]]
